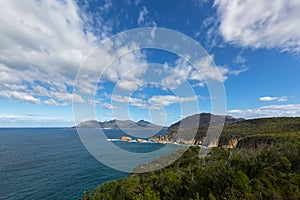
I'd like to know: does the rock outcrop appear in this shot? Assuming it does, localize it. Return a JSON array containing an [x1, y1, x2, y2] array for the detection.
[[149, 134, 173, 144], [120, 136, 132, 141], [150, 113, 245, 147], [137, 138, 147, 143], [219, 138, 239, 149]]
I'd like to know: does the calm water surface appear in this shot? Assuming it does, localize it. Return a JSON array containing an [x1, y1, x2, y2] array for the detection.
[[0, 128, 168, 200]]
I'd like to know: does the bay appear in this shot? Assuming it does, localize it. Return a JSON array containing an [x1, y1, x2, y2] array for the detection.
[[0, 128, 169, 200]]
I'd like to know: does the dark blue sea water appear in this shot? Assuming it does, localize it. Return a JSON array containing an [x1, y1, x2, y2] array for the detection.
[[0, 128, 170, 200]]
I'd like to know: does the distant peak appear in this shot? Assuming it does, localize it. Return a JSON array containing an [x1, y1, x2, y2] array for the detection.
[[137, 119, 149, 123], [75, 118, 162, 129], [137, 120, 151, 126]]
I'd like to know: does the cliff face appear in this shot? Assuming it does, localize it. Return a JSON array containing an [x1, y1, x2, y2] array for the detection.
[[150, 113, 244, 147], [149, 134, 174, 144], [219, 138, 239, 148]]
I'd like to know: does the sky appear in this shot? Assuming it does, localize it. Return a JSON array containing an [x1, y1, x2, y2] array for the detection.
[[0, 0, 300, 127]]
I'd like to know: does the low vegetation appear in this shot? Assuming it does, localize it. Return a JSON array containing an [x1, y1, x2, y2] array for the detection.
[[80, 117, 300, 200]]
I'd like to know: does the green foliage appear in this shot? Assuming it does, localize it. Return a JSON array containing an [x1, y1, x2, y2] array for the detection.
[[81, 142, 300, 200], [194, 117, 300, 146], [221, 117, 300, 138], [80, 118, 300, 200]]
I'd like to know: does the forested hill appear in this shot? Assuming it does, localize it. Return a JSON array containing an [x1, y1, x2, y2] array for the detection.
[[80, 117, 300, 200], [167, 113, 244, 133], [152, 116, 300, 147]]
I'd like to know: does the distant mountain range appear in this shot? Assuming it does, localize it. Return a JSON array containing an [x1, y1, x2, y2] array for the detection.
[[74, 113, 244, 131], [74, 119, 164, 129], [168, 113, 245, 133]]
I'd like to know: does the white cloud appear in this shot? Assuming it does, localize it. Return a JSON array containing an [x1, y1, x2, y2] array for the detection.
[[102, 102, 114, 110], [109, 93, 197, 110], [113, 57, 148, 91], [277, 97, 289, 102], [214, 0, 300, 53], [161, 59, 193, 90], [189, 55, 229, 83], [0, 0, 97, 104], [0, 0, 250, 107], [229, 66, 249, 76], [148, 95, 197, 108], [137, 6, 148, 24], [0, 0, 148, 105], [109, 94, 149, 109], [0, 0, 96, 74], [150, 21, 157, 40], [0, 113, 72, 126], [0, 90, 41, 104], [44, 99, 68, 106], [200, 15, 221, 50], [259, 96, 278, 102], [228, 104, 300, 119], [103, 45, 148, 91], [234, 55, 246, 64], [110, 94, 145, 104], [160, 54, 246, 90], [117, 78, 145, 91], [259, 96, 277, 102], [130, 101, 149, 108], [259, 96, 288, 102]]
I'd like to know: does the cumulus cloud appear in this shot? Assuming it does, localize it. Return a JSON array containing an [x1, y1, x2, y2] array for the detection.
[[112, 52, 148, 91], [0, 0, 97, 75], [108, 93, 197, 110], [228, 104, 300, 119], [79, 42, 148, 93], [0, 0, 249, 107], [0, 0, 97, 104], [0, 0, 148, 105], [161, 59, 193, 90], [44, 99, 68, 106], [259, 96, 288, 102], [0, 90, 41, 104], [110, 94, 146, 104], [160, 54, 246, 90], [214, 0, 300, 53], [148, 95, 197, 108], [110, 94, 149, 109]]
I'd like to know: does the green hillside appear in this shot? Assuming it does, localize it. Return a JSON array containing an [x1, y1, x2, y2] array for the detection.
[[174, 117, 300, 146], [80, 117, 300, 200]]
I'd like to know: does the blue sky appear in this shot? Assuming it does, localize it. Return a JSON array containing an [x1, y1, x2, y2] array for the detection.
[[0, 0, 300, 127]]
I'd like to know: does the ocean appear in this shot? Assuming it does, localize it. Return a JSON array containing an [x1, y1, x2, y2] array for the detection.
[[0, 128, 173, 200]]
